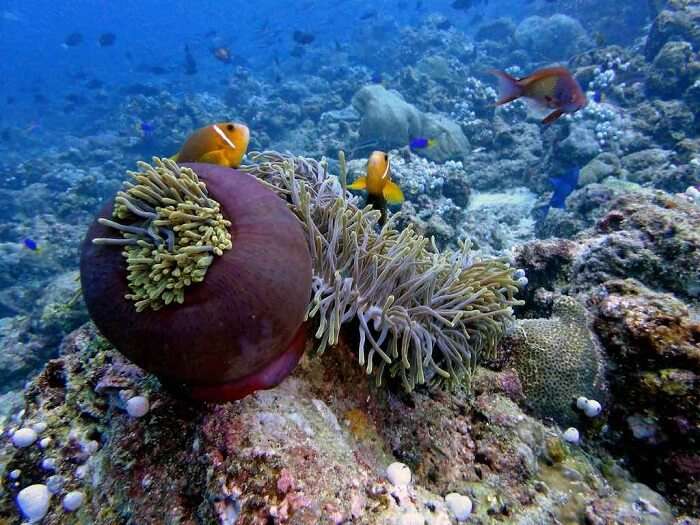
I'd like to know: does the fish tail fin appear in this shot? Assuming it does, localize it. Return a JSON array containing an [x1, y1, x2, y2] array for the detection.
[[382, 181, 405, 205], [347, 176, 368, 190], [170, 153, 180, 162], [488, 69, 523, 106], [366, 193, 387, 226]]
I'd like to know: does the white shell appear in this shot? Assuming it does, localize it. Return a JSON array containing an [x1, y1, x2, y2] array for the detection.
[[11, 428, 38, 448], [63, 491, 85, 512], [31, 422, 47, 434], [126, 396, 150, 418], [576, 396, 588, 410], [386, 462, 411, 487], [445, 492, 473, 520], [41, 458, 57, 471], [584, 399, 602, 417], [16, 484, 51, 523], [563, 427, 580, 444]]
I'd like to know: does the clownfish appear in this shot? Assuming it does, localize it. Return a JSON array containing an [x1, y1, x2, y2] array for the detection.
[[172, 122, 250, 168], [488, 67, 587, 125], [347, 151, 404, 225]]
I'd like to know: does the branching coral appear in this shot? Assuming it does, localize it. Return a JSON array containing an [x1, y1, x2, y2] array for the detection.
[[240, 151, 522, 391], [92, 158, 232, 311]]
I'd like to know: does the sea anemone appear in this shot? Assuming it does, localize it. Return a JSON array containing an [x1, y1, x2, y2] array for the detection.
[[80, 158, 312, 402], [241, 151, 522, 391]]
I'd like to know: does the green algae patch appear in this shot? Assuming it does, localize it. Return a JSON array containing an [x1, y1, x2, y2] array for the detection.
[[92, 158, 232, 312]]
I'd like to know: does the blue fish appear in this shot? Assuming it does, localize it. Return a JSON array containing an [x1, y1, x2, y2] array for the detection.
[[140, 121, 155, 137], [409, 137, 437, 150], [592, 91, 604, 103], [23, 238, 40, 252], [548, 167, 580, 210]]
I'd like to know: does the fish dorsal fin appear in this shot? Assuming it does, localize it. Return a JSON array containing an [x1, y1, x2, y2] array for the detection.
[[212, 124, 237, 150]]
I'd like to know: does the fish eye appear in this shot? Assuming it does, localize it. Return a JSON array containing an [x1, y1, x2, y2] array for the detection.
[[226, 124, 235, 131]]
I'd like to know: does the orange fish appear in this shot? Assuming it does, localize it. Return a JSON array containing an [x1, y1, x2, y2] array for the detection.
[[172, 122, 250, 168], [489, 67, 587, 124], [347, 150, 404, 225]]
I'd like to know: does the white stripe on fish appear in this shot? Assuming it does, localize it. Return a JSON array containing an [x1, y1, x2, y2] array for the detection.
[[212, 124, 237, 150]]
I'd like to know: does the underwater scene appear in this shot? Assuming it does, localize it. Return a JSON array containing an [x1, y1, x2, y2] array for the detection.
[[0, 0, 699, 523]]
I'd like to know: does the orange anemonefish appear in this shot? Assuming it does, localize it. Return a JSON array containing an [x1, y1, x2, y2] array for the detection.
[[488, 67, 587, 125], [347, 150, 404, 225], [172, 122, 250, 168]]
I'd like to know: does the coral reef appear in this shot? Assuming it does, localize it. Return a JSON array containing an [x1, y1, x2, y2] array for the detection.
[[1, 0, 700, 520], [352, 85, 470, 162], [514, 188, 700, 514], [514, 14, 592, 62], [0, 324, 682, 524]]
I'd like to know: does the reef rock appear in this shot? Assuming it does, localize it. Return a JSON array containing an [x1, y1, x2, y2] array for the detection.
[[474, 18, 516, 43], [589, 279, 700, 514], [645, 0, 700, 62], [352, 84, 470, 162], [646, 40, 696, 99], [518, 189, 700, 303], [515, 14, 592, 62], [0, 323, 679, 524]]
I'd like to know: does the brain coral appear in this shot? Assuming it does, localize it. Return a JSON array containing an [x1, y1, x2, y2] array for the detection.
[[504, 295, 606, 425]]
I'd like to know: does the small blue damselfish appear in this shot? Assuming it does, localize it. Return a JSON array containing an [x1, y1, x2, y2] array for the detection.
[[23, 238, 40, 251]]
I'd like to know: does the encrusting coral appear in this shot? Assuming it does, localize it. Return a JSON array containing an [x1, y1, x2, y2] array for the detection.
[[241, 151, 522, 391], [503, 295, 607, 425], [92, 158, 232, 311]]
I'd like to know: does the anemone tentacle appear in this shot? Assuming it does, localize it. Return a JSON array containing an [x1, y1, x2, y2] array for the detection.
[[240, 151, 522, 391], [92, 157, 232, 311]]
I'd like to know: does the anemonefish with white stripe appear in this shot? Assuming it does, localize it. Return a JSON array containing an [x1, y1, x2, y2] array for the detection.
[[172, 122, 250, 168]]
